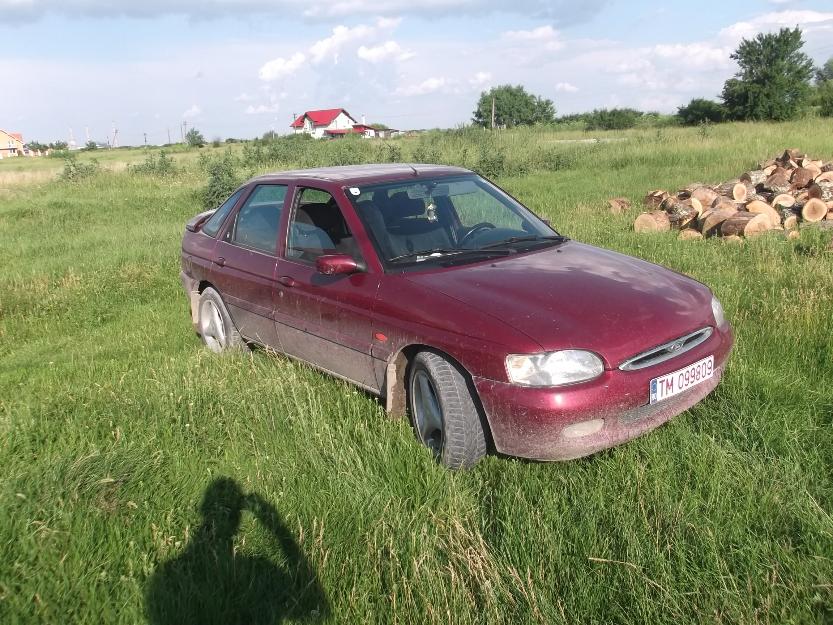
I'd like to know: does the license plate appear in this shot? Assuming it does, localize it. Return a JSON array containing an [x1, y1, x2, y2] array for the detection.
[[650, 355, 714, 405]]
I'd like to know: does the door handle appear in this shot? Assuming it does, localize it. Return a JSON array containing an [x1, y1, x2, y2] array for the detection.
[[215, 257, 226, 267], [278, 276, 296, 287]]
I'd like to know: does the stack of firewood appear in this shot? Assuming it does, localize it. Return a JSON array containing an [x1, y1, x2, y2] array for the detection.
[[628, 149, 833, 242]]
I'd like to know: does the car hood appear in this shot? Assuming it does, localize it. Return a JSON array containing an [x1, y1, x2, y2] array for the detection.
[[404, 241, 715, 368]]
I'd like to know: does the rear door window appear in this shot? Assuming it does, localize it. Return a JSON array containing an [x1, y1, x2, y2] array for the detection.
[[224, 184, 288, 255], [201, 188, 244, 237]]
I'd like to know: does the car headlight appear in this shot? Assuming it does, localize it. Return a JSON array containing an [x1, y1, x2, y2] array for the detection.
[[506, 350, 604, 387], [711, 296, 727, 328]]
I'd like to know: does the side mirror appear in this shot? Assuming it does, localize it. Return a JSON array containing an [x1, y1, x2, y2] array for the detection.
[[315, 254, 363, 276]]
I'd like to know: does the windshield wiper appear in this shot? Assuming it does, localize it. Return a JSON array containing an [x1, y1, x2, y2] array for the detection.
[[478, 234, 569, 250], [388, 247, 512, 264]]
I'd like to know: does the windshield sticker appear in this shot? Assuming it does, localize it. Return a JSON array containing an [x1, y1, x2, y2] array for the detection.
[[349, 187, 361, 196]]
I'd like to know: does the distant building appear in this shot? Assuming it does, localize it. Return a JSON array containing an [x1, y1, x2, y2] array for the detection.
[[0, 129, 24, 158], [290, 109, 395, 139], [291, 109, 358, 139]]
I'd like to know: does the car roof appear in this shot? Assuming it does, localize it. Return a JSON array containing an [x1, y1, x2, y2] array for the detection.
[[250, 163, 473, 186]]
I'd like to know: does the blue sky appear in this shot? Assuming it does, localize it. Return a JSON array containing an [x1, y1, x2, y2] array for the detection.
[[2, 0, 833, 146]]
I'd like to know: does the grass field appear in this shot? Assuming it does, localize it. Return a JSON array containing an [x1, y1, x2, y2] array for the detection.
[[1, 120, 832, 624]]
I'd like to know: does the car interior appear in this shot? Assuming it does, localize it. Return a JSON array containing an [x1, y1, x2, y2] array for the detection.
[[288, 194, 361, 263]]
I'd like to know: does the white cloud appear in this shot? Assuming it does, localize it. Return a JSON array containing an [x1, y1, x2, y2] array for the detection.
[[258, 52, 306, 81], [469, 71, 492, 88], [394, 76, 450, 96], [720, 10, 833, 42], [309, 24, 374, 64], [501, 24, 564, 52], [651, 43, 732, 70], [245, 103, 280, 114], [234, 92, 254, 102], [555, 81, 578, 92], [182, 104, 201, 119], [357, 40, 414, 63]]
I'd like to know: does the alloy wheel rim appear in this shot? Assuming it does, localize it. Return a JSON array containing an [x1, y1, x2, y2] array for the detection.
[[411, 370, 444, 456], [200, 300, 226, 352]]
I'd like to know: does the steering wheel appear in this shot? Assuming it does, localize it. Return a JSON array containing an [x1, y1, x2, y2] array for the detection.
[[458, 222, 496, 247]]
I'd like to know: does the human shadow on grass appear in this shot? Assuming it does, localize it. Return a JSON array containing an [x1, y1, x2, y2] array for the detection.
[[145, 477, 329, 625]]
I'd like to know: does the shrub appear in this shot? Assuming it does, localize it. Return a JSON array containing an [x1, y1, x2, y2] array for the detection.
[[475, 145, 507, 178], [200, 151, 241, 210], [130, 151, 176, 177], [818, 80, 833, 117], [59, 156, 101, 182], [677, 98, 726, 125], [584, 108, 643, 130]]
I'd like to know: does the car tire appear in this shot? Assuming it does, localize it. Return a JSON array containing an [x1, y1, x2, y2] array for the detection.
[[197, 287, 249, 353], [407, 350, 487, 469]]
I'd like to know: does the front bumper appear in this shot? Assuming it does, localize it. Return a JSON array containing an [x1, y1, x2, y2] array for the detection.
[[473, 327, 733, 461], [180, 270, 200, 331]]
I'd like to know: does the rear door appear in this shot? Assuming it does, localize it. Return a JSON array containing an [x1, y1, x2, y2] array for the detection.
[[212, 183, 288, 346], [274, 185, 381, 391]]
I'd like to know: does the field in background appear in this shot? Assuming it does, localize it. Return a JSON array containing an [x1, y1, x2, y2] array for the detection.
[[1, 120, 832, 624]]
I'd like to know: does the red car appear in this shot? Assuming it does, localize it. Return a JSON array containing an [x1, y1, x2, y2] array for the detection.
[[180, 164, 732, 469]]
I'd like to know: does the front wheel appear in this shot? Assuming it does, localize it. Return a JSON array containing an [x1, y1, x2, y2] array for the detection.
[[408, 351, 487, 469], [197, 287, 249, 353]]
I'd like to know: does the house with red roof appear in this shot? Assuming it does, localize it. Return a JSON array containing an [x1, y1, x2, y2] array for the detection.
[[0, 129, 24, 158], [290, 108, 381, 139]]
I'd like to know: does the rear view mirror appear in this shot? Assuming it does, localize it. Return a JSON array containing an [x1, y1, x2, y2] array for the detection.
[[315, 254, 363, 276]]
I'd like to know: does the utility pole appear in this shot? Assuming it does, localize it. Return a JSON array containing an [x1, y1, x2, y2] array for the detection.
[[491, 95, 495, 130], [143, 132, 147, 146], [167, 128, 171, 144]]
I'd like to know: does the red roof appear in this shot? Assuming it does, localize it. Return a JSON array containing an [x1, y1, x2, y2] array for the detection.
[[290, 108, 355, 129], [11, 133, 23, 143]]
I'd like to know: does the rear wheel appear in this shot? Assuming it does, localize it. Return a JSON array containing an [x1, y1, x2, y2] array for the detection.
[[408, 351, 486, 469], [197, 287, 248, 353]]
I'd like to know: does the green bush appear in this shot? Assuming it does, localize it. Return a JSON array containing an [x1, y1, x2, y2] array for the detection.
[[58, 156, 101, 182], [677, 99, 727, 125], [584, 108, 644, 131], [200, 151, 242, 210], [818, 80, 833, 117], [130, 151, 176, 177]]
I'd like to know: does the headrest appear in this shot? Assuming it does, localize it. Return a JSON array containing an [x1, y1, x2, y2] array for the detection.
[[385, 191, 426, 219]]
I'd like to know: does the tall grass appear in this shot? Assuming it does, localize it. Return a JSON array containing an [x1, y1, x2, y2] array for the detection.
[[0, 120, 831, 624]]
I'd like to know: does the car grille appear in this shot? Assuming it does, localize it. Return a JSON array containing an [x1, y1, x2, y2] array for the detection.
[[618, 327, 713, 371]]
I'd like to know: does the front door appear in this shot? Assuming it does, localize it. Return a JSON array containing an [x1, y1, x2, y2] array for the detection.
[[212, 183, 288, 347], [274, 186, 380, 391]]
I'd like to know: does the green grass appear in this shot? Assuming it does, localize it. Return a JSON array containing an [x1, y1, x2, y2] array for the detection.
[[1, 120, 832, 624]]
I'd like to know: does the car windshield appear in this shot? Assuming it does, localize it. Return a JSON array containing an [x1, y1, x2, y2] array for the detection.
[[347, 174, 564, 269]]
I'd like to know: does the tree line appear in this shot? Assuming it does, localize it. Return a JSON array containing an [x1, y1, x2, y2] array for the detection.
[[474, 28, 833, 129]]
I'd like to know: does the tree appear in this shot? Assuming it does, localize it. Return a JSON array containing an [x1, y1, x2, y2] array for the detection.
[[472, 85, 555, 128], [186, 128, 206, 147], [720, 27, 814, 121], [676, 98, 726, 125], [50, 141, 68, 150], [84, 140, 98, 151], [818, 80, 833, 117], [816, 57, 833, 84]]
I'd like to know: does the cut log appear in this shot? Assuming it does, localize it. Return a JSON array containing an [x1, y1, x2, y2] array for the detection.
[[720, 212, 772, 238], [689, 196, 703, 215], [808, 183, 822, 200], [817, 181, 833, 201], [764, 172, 790, 194], [634, 211, 671, 232], [746, 199, 781, 226], [716, 180, 751, 201], [678, 228, 703, 241], [643, 190, 669, 209], [762, 164, 777, 176], [791, 167, 814, 189], [772, 193, 795, 208], [661, 197, 698, 228], [701, 208, 736, 236], [608, 197, 631, 213], [712, 197, 739, 212], [816, 171, 833, 183], [723, 235, 744, 244], [691, 186, 718, 207], [782, 213, 799, 230], [805, 162, 822, 179], [801, 198, 828, 223], [788, 230, 800, 240]]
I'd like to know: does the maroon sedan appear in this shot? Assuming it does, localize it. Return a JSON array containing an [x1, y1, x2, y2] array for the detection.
[[180, 164, 732, 469]]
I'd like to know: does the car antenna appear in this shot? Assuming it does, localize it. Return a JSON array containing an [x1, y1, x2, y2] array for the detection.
[[409, 165, 419, 176]]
